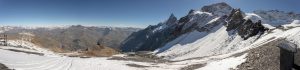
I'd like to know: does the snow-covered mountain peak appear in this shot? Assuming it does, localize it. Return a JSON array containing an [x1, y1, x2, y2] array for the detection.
[[201, 2, 233, 16], [121, 2, 233, 52], [121, 3, 300, 62]]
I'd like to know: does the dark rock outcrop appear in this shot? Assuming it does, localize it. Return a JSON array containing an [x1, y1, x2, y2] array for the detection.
[[226, 9, 268, 40], [121, 14, 178, 52], [166, 13, 177, 26], [226, 9, 245, 31]]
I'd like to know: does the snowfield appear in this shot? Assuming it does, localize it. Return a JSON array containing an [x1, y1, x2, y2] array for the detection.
[[0, 39, 248, 70], [0, 48, 140, 70], [156, 26, 300, 61], [0, 40, 141, 70]]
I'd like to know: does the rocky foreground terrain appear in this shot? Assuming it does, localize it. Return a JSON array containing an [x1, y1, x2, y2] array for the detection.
[[236, 41, 280, 70]]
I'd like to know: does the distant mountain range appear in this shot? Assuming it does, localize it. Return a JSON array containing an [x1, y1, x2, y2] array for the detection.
[[0, 25, 140, 54]]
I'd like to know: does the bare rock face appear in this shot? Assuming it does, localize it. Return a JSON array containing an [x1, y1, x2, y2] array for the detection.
[[121, 14, 179, 52], [226, 9, 268, 40], [166, 13, 178, 26], [238, 20, 267, 40], [226, 9, 245, 31]]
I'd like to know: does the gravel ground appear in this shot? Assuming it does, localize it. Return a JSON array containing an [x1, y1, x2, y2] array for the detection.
[[108, 52, 170, 63], [236, 41, 280, 70]]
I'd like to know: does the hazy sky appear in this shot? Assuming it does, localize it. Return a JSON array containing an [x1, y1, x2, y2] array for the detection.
[[0, 0, 299, 28]]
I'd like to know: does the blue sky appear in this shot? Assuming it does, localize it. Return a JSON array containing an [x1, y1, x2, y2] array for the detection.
[[0, 0, 299, 28]]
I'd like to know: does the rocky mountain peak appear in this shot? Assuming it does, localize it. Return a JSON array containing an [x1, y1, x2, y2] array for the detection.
[[188, 9, 196, 15], [226, 8, 245, 31], [165, 13, 178, 26], [168, 13, 177, 21], [201, 2, 233, 16], [226, 8, 268, 40], [169, 13, 176, 19]]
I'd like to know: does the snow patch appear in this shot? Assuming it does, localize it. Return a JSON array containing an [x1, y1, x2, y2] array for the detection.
[[282, 20, 300, 28], [152, 24, 168, 33], [207, 17, 220, 24], [7, 40, 55, 56], [193, 11, 213, 16], [244, 13, 263, 22]]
